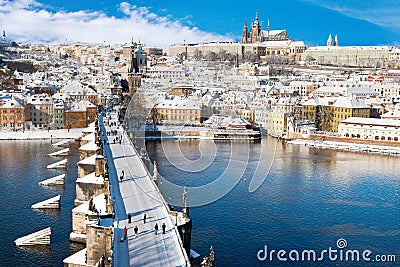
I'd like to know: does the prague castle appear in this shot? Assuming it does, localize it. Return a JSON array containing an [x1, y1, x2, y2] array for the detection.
[[168, 12, 305, 60], [301, 34, 400, 67], [241, 12, 289, 43]]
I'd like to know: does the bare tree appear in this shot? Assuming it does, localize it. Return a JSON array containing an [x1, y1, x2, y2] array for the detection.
[[0, 69, 14, 91], [124, 91, 149, 131], [206, 51, 218, 61], [149, 106, 158, 130], [194, 49, 203, 60], [315, 106, 332, 132]]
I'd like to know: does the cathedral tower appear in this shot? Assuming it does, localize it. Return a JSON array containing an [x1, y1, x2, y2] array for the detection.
[[327, 34, 332, 47], [250, 12, 262, 43], [241, 19, 248, 44]]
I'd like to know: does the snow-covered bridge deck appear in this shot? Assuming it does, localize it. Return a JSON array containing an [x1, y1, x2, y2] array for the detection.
[[100, 110, 189, 267]]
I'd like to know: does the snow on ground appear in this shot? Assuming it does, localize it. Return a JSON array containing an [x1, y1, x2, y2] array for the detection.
[[0, 128, 83, 140], [101, 108, 189, 267]]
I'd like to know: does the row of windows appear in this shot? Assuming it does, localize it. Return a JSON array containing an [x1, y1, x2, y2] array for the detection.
[[159, 109, 199, 114], [344, 132, 400, 141], [2, 116, 23, 121], [1, 109, 23, 113], [162, 115, 199, 121], [2, 123, 23, 127]]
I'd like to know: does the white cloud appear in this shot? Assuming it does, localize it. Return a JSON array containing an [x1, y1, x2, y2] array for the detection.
[[303, 0, 400, 30], [0, 0, 233, 49]]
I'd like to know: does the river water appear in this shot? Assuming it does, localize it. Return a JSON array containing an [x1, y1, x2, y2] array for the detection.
[[0, 140, 83, 267], [0, 138, 399, 266], [146, 137, 400, 266]]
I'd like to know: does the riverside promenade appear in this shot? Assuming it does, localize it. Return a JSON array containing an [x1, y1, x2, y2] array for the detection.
[[100, 109, 190, 266], [0, 128, 83, 140]]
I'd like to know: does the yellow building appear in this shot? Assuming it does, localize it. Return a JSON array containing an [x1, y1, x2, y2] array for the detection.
[[269, 112, 288, 137], [156, 97, 201, 124], [302, 96, 370, 132], [239, 109, 254, 123], [169, 85, 193, 97], [65, 100, 97, 129], [0, 97, 27, 130]]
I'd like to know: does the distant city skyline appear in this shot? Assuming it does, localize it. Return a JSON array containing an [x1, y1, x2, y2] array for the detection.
[[1, 0, 400, 49]]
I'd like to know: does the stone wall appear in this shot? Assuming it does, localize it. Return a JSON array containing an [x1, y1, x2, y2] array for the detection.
[[78, 163, 96, 178], [75, 181, 105, 204], [86, 225, 112, 267]]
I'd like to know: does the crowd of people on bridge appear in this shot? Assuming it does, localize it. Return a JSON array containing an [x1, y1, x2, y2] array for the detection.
[[124, 212, 168, 239]]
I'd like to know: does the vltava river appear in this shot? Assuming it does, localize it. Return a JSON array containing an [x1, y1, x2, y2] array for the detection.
[[146, 137, 400, 266], [0, 140, 83, 267]]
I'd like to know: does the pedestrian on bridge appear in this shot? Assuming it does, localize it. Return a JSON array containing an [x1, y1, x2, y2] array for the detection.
[[134, 225, 138, 238], [123, 226, 127, 240], [162, 223, 166, 234], [128, 213, 131, 223], [154, 223, 159, 235], [143, 213, 147, 224]]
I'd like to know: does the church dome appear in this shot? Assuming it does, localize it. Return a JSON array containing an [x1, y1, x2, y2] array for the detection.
[[135, 48, 146, 55]]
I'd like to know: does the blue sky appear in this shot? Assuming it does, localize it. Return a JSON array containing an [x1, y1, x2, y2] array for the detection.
[[1, 0, 399, 49]]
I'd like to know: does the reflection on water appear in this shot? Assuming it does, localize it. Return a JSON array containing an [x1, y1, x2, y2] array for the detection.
[[147, 137, 400, 266]]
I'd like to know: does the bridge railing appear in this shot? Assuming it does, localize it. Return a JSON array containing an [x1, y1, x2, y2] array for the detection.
[[124, 129, 191, 266]]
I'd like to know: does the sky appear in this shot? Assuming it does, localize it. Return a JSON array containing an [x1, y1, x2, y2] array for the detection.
[[1, 0, 400, 49]]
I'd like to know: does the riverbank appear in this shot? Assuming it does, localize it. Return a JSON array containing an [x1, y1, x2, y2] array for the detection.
[[288, 138, 400, 156], [0, 129, 83, 140], [131, 125, 261, 141]]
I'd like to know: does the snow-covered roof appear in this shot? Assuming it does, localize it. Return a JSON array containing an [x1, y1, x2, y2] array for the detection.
[[0, 97, 24, 108], [82, 122, 96, 133], [81, 132, 96, 142], [76, 172, 104, 185], [79, 141, 99, 151], [341, 117, 400, 127], [77, 154, 97, 165], [306, 45, 391, 51], [156, 96, 200, 110], [381, 108, 400, 119], [333, 97, 369, 109], [63, 248, 87, 265], [27, 94, 53, 105]]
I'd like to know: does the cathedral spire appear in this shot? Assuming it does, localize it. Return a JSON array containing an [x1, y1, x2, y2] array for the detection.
[[242, 18, 248, 44], [327, 34, 332, 47]]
